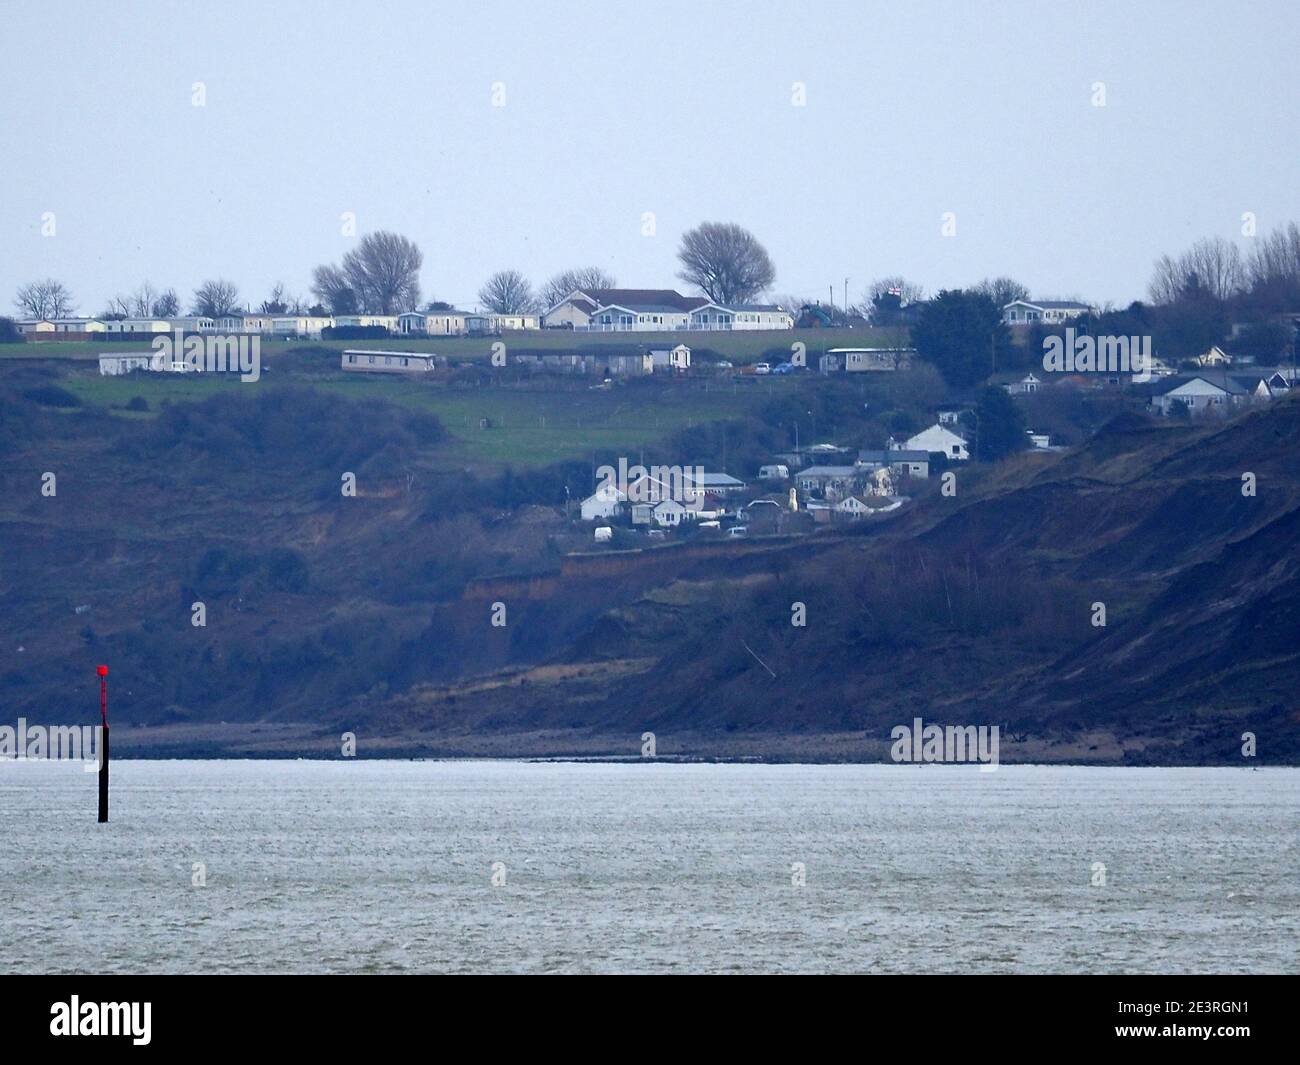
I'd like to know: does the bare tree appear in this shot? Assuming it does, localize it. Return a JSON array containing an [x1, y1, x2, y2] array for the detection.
[[342, 231, 422, 313], [971, 276, 1029, 309], [540, 266, 616, 310], [1148, 237, 1244, 304], [153, 288, 180, 317], [676, 222, 775, 305], [15, 279, 75, 319], [191, 279, 241, 317], [103, 294, 132, 319], [261, 282, 290, 314], [865, 276, 925, 306], [864, 276, 925, 325], [478, 269, 537, 314], [1245, 222, 1300, 310], [311, 264, 358, 314], [130, 282, 159, 317]]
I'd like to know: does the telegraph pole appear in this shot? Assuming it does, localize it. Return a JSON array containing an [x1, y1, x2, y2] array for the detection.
[[97, 665, 109, 823]]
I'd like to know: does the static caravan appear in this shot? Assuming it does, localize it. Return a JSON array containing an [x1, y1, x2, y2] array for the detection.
[[341, 349, 438, 375]]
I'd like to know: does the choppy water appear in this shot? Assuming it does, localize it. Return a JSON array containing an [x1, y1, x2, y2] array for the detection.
[[1, 760, 1297, 974]]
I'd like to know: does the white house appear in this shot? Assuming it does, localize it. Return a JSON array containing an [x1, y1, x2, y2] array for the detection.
[[856, 449, 929, 479], [730, 305, 794, 330], [687, 303, 736, 331], [103, 317, 171, 334], [333, 314, 399, 331], [794, 465, 860, 499], [271, 314, 330, 338], [340, 349, 437, 374], [548, 288, 792, 333], [1003, 372, 1041, 395], [98, 352, 175, 375], [166, 316, 216, 333], [542, 291, 602, 329], [835, 347, 915, 372], [580, 480, 627, 521], [1002, 299, 1093, 325], [895, 424, 969, 461], [400, 309, 472, 335], [1149, 375, 1248, 415], [649, 344, 691, 372], [652, 499, 687, 526], [1195, 345, 1234, 367], [18, 317, 106, 337], [686, 471, 746, 496], [835, 495, 872, 518]]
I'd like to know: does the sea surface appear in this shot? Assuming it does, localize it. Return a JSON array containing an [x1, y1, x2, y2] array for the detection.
[[1, 760, 1297, 974]]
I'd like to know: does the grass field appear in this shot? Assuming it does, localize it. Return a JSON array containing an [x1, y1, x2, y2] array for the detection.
[[0, 326, 903, 365], [51, 368, 772, 470]]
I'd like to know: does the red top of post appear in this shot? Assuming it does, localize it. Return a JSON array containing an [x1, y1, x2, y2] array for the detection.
[[97, 665, 108, 727]]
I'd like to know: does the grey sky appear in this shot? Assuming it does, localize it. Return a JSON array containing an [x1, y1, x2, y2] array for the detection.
[[2, 0, 1296, 316]]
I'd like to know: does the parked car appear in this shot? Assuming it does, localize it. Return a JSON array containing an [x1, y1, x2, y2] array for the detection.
[[772, 361, 796, 375], [715, 360, 733, 369], [727, 525, 748, 538], [753, 363, 771, 375]]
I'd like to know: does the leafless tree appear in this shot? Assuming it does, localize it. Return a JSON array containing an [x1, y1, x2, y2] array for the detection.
[[153, 288, 180, 317], [261, 282, 290, 314], [103, 294, 132, 318], [1148, 236, 1244, 304], [1245, 222, 1300, 309], [130, 282, 159, 317], [478, 269, 537, 314], [863, 276, 925, 325], [311, 264, 358, 314], [342, 231, 422, 313], [15, 279, 75, 319], [539, 266, 616, 309], [970, 276, 1029, 309], [191, 279, 241, 317], [864, 276, 925, 307], [676, 222, 775, 305]]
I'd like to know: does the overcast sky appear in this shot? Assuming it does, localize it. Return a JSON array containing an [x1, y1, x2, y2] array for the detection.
[[2, 0, 1296, 316]]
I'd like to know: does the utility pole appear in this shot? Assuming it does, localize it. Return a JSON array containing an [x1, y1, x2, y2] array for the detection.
[[97, 664, 109, 823]]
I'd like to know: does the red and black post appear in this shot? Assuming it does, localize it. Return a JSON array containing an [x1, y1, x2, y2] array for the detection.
[[97, 664, 109, 823]]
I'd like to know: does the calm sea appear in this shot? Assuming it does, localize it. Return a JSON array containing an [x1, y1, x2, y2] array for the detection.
[[1, 761, 1297, 974]]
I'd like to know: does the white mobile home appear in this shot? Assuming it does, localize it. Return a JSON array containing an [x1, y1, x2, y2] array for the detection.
[[341, 350, 438, 374]]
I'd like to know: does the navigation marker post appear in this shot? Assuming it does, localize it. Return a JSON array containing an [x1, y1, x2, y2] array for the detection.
[[97, 664, 109, 823]]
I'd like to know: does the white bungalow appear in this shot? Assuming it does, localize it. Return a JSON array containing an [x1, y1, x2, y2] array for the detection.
[[580, 481, 627, 521], [894, 424, 969, 461]]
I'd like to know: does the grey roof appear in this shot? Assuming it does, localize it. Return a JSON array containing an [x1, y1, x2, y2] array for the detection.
[[797, 465, 859, 478], [1150, 374, 1248, 396], [859, 449, 928, 464], [690, 472, 745, 487]]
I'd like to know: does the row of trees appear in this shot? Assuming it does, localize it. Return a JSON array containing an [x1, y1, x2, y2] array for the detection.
[[15, 222, 1298, 350], [11, 221, 781, 323]]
